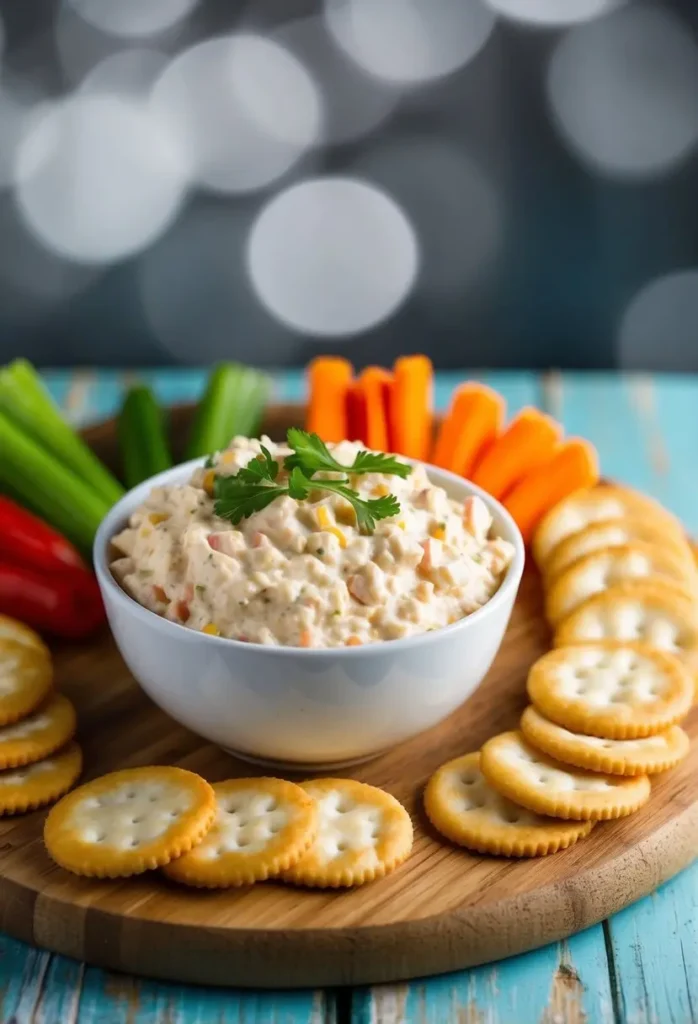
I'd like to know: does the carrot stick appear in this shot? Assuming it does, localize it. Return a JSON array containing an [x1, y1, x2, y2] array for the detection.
[[471, 407, 562, 500], [431, 383, 505, 477], [389, 355, 433, 461], [306, 357, 353, 442], [357, 367, 393, 451], [504, 439, 599, 544]]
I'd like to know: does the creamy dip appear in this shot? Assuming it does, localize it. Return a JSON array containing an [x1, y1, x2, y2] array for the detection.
[[110, 437, 515, 649]]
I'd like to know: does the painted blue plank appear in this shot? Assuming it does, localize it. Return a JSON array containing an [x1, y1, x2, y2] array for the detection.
[[355, 928, 614, 1023], [0, 940, 52, 1023], [645, 374, 698, 534], [77, 963, 327, 1024], [605, 864, 698, 1024], [0, 934, 329, 1024], [540, 373, 644, 484], [542, 371, 698, 531], [482, 370, 539, 416], [41, 367, 292, 426], [38, 367, 546, 427]]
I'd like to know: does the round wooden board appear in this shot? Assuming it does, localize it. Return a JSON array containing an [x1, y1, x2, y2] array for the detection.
[[0, 405, 696, 990]]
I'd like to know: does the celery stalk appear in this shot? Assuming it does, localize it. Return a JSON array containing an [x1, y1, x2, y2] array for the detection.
[[0, 360, 124, 505], [118, 385, 173, 489], [185, 363, 270, 459], [231, 372, 270, 438], [0, 412, 110, 552]]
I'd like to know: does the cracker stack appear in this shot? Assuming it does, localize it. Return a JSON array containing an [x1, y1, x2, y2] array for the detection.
[[534, 483, 698, 693], [425, 484, 695, 858], [0, 615, 81, 814]]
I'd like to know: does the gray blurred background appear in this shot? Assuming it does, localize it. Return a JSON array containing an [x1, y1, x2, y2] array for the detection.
[[1, 0, 697, 370]]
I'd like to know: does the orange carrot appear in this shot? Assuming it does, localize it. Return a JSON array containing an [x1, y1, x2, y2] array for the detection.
[[471, 407, 562, 500], [390, 355, 433, 461], [504, 439, 599, 544], [356, 366, 393, 451], [431, 383, 505, 478], [306, 357, 353, 442]]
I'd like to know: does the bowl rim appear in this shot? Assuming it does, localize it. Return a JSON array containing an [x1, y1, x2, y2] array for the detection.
[[94, 454, 525, 658]]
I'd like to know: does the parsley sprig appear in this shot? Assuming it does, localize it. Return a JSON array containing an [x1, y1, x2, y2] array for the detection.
[[283, 427, 411, 479], [212, 429, 409, 533]]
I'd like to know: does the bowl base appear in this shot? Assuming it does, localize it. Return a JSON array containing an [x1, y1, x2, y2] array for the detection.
[[219, 745, 385, 774]]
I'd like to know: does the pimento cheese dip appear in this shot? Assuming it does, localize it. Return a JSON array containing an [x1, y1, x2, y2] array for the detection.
[[110, 437, 515, 648]]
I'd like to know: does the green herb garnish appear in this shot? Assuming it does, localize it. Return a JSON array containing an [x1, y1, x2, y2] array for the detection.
[[284, 427, 411, 479], [212, 429, 408, 533]]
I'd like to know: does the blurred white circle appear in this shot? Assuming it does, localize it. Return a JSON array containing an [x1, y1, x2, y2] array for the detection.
[[141, 204, 287, 364], [484, 0, 618, 27], [247, 177, 418, 336], [274, 16, 399, 145], [324, 0, 495, 85], [150, 35, 323, 195], [547, 7, 698, 179], [618, 270, 698, 370], [78, 50, 168, 100], [68, 0, 198, 38], [355, 138, 500, 298], [14, 94, 188, 264]]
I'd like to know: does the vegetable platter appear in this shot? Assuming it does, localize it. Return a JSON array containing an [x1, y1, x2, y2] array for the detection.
[[0, 397, 696, 989]]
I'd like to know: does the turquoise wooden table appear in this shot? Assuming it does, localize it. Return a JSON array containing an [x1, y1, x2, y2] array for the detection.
[[3, 369, 697, 1024]]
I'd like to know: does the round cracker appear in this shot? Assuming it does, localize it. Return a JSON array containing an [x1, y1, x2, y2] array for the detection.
[[424, 751, 593, 857], [552, 581, 698, 691], [282, 778, 413, 888], [0, 639, 52, 726], [521, 706, 689, 776], [0, 741, 82, 815], [533, 485, 685, 569], [163, 778, 317, 888], [0, 693, 76, 769], [545, 544, 697, 627], [544, 519, 695, 585], [481, 731, 651, 821], [528, 642, 693, 739], [44, 766, 216, 878]]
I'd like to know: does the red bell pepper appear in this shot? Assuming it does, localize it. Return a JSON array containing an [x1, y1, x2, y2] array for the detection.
[[0, 496, 86, 575], [0, 560, 105, 639]]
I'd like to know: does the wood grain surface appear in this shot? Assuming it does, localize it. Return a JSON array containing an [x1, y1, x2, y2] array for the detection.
[[0, 402, 696, 992]]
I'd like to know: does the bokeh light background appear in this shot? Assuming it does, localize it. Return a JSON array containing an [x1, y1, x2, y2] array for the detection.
[[1, 0, 697, 369]]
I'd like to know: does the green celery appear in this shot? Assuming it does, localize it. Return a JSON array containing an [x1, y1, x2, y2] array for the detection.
[[0, 360, 124, 505], [185, 363, 270, 459], [118, 385, 173, 489], [0, 412, 111, 552]]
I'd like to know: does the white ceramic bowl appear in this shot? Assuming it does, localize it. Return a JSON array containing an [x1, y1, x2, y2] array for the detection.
[[94, 459, 525, 770]]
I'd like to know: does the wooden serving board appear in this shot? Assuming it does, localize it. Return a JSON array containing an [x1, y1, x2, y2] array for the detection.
[[0, 405, 696, 990]]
